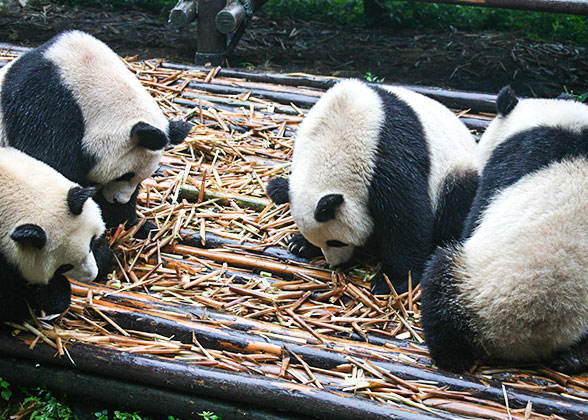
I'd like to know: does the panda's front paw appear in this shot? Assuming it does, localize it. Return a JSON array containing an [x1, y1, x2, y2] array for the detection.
[[27, 275, 72, 315], [92, 237, 114, 282], [288, 234, 322, 259], [370, 271, 391, 295], [370, 270, 409, 295], [549, 345, 588, 374], [132, 220, 157, 240]]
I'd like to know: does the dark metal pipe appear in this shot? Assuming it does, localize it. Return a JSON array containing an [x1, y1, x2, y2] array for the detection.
[[216, 0, 247, 34], [196, 0, 227, 65], [402, 0, 588, 15], [168, 0, 199, 28]]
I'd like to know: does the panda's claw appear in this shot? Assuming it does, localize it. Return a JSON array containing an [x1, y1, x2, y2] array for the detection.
[[288, 234, 322, 259], [548, 338, 588, 374]]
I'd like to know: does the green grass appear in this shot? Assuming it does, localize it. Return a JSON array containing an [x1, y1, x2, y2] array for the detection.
[[260, 0, 588, 45], [0, 378, 222, 420]]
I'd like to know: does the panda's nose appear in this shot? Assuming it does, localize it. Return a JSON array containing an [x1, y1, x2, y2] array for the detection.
[[112, 197, 121, 204]]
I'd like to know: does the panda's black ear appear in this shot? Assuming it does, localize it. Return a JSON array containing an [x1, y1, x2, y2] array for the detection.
[[11, 224, 47, 249], [132, 122, 168, 150], [496, 86, 518, 116], [67, 186, 96, 216], [267, 177, 290, 204], [315, 194, 344, 222], [168, 120, 192, 145]]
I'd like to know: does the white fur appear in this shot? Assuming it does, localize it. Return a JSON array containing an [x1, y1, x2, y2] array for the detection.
[[478, 98, 588, 170], [289, 79, 381, 264], [455, 157, 588, 360], [43, 31, 170, 204], [382, 86, 477, 211], [0, 147, 105, 284], [0, 61, 13, 149]]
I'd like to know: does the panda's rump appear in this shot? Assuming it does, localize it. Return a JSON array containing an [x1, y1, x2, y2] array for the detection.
[[460, 157, 588, 360]]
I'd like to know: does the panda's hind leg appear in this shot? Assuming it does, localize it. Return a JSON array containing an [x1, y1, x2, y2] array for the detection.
[[549, 335, 588, 375], [433, 169, 479, 246], [288, 234, 322, 259], [420, 243, 480, 372]]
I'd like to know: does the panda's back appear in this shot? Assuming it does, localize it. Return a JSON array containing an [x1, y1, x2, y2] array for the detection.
[[458, 157, 588, 359]]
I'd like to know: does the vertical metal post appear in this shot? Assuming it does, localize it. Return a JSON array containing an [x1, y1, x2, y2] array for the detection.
[[195, 0, 227, 65]]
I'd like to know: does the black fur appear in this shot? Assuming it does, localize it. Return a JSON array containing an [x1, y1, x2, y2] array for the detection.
[[463, 126, 588, 239], [420, 244, 480, 372], [1, 36, 95, 183], [496, 86, 518, 116], [132, 121, 168, 151], [266, 177, 290, 204], [0, 253, 71, 322], [314, 194, 344, 222], [433, 169, 479, 247], [67, 186, 96, 215], [365, 87, 434, 294], [94, 187, 156, 240], [10, 224, 47, 249], [168, 120, 193, 145]]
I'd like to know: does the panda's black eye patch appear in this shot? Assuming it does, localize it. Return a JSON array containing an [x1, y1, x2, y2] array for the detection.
[[56, 264, 74, 275], [326, 240, 348, 248], [115, 172, 135, 182]]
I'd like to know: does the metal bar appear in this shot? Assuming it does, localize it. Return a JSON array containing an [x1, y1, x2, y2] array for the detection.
[[196, 0, 227, 65], [400, 0, 588, 15], [168, 0, 199, 28]]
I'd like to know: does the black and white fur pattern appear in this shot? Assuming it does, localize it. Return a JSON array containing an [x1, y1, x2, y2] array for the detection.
[[420, 87, 588, 373], [0, 30, 191, 237], [0, 147, 106, 321], [267, 79, 478, 293]]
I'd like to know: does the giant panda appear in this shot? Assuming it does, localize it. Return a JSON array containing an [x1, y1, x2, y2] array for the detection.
[[267, 79, 479, 293], [0, 30, 192, 238], [0, 147, 107, 322], [420, 87, 588, 374]]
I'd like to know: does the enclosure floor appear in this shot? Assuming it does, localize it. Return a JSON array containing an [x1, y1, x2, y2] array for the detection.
[[0, 48, 587, 420]]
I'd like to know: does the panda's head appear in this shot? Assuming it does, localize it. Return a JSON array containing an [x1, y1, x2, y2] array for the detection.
[[267, 178, 371, 265], [42, 30, 193, 204], [478, 86, 588, 169], [0, 148, 106, 285], [97, 120, 192, 204]]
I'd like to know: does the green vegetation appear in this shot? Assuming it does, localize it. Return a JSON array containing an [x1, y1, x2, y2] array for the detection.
[[564, 86, 588, 103], [261, 0, 587, 45], [43, 0, 588, 45], [364, 72, 385, 83], [0, 378, 221, 420]]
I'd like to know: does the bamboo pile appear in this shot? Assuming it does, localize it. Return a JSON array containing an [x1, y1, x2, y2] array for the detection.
[[0, 48, 587, 419]]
